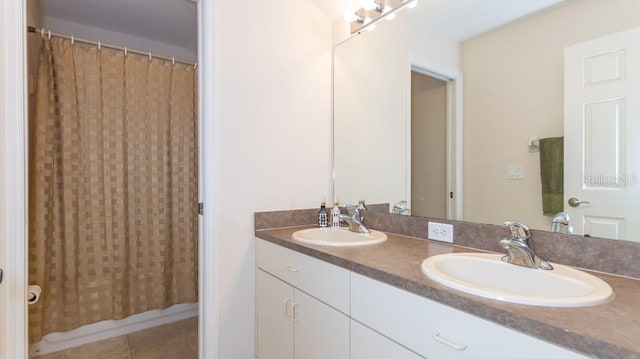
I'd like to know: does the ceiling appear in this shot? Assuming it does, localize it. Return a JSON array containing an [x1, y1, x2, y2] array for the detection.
[[38, 0, 197, 54]]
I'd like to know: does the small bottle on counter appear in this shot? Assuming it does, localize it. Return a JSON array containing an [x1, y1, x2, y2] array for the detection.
[[331, 201, 341, 227], [318, 202, 328, 228]]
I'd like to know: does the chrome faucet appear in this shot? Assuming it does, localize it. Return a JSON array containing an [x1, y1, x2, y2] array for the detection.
[[551, 212, 573, 234], [339, 204, 371, 234], [500, 221, 552, 270]]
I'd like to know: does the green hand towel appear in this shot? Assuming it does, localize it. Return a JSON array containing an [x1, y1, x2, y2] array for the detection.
[[539, 137, 564, 216]]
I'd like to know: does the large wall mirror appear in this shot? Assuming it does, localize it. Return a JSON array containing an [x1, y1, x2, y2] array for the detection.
[[334, 0, 640, 241]]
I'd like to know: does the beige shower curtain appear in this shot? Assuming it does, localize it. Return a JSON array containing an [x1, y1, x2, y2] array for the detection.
[[28, 37, 198, 343]]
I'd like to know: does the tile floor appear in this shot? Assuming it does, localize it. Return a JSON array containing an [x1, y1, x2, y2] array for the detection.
[[36, 317, 198, 359]]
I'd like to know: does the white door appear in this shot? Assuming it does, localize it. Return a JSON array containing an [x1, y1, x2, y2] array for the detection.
[[564, 26, 640, 240], [294, 290, 349, 359], [256, 269, 294, 359]]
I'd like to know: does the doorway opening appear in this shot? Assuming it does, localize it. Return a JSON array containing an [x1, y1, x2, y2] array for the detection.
[[410, 71, 448, 218], [25, 1, 200, 357], [406, 63, 462, 220]]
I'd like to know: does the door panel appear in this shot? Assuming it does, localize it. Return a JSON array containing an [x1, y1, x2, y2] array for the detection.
[[294, 290, 349, 359], [256, 269, 294, 359]]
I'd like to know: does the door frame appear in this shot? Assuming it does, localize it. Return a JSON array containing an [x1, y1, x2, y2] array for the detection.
[[404, 54, 464, 220], [0, 1, 220, 358], [0, 1, 28, 358]]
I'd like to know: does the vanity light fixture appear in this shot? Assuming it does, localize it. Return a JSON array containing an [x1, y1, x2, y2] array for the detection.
[[346, 0, 418, 34]]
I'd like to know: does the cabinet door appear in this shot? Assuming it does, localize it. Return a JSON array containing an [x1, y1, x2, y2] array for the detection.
[[257, 269, 294, 359], [294, 290, 349, 359], [351, 320, 424, 359]]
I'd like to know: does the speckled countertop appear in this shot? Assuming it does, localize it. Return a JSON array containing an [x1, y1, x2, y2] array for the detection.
[[256, 225, 640, 359]]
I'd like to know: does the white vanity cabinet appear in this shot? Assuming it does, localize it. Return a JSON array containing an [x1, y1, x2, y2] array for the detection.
[[351, 272, 588, 359], [256, 239, 349, 359], [256, 238, 589, 359]]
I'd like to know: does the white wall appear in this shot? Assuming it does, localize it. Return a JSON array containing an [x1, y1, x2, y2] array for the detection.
[[218, 0, 333, 357], [462, 0, 640, 230], [40, 17, 196, 62], [333, 9, 460, 207]]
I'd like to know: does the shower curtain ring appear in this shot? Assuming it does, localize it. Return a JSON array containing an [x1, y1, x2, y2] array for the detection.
[[40, 28, 45, 39], [98, 41, 101, 50], [70, 35, 74, 45], [148, 52, 152, 61], [193, 63, 198, 70], [48, 30, 51, 40], [124, 47, 128, 56], [172, 57, 175, 66]]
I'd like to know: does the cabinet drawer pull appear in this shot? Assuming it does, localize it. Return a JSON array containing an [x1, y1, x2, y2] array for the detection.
[[284, 298, 293, 318], [432, 332, 468, 350], [286, 265, 299, 272], [292, 302, 299, 322]]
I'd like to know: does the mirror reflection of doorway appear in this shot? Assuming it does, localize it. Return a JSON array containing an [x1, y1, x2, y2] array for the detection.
[[410, 71, 448, 218]]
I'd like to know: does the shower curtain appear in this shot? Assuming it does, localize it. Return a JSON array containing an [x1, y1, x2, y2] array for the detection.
[[28, 37, 198, 343]]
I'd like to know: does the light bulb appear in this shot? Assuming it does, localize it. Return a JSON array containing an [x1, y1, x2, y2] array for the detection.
[[386, 12, 396, 20], [344, 11, 364, 23], [407, 0, 418, 9], [361, 0, 377, 11], [367, 23, 376, 31]]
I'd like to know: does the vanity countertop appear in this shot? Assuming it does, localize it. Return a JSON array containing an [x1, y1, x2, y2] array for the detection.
[[256, 225, 640, 359]]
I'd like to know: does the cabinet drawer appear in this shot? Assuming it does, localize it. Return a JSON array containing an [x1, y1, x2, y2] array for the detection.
[[351, 272, 587, 359], [256, 238, 350, 314], [351, 320, 423, 359]]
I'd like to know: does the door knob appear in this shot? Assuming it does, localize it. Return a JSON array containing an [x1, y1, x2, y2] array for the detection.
[[568, 197, 590, 207]]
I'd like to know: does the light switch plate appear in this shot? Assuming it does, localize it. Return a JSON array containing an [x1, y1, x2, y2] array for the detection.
[[428, 222, 453, 243], [507, 164, 524, 180]]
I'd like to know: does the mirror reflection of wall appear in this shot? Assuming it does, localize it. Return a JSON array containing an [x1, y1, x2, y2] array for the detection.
[[333, 0, 640, 239], [463, 0, 640, 233]]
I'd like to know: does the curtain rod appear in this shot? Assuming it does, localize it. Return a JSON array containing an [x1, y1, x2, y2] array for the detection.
[[27, 26, 197, 68]]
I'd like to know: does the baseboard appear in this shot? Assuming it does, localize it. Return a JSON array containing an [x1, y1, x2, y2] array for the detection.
[[30, 302, 198, 357]]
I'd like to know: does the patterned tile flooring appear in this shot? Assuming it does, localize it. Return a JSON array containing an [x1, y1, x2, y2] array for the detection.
[[36, 317, 198, 359]]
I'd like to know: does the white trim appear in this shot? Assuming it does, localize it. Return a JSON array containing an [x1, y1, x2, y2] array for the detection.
[[0, 1, 29, 358], [404, 54, 464, 220], [452, 75, 464, 220], [198, 0, 220, 358], [30, 303, 198, 357]]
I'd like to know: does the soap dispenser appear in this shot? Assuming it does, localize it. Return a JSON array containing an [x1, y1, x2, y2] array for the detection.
[[331, 200, 341, 227], [318, 202, 328, 228]]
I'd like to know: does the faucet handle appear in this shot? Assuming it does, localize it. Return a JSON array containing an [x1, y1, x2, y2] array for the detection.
[[504, 221, 530, 241], [345, 204, 358, 216]]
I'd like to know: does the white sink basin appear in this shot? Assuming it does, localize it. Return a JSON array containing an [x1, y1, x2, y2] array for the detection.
[[421, 253, 613, 307], [292, 227, 387, 247]]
